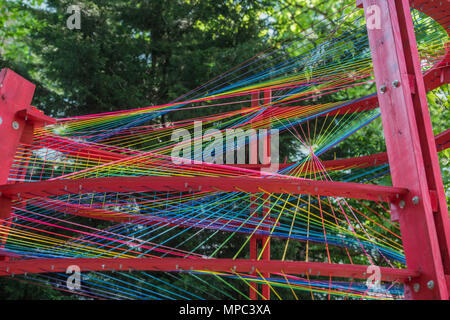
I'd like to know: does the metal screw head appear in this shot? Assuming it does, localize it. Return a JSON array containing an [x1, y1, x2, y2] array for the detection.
[[412, 196, 420, 205], [392, 80, 400, 88], [12, 121, 19, 130], [413, 283, 420, 292], [0, 117, 2, 125], [427, 280, 434, 290], [380, 85, 387, 93], [399, 200, 406, 209]]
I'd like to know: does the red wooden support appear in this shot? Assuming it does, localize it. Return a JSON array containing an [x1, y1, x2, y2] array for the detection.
[[249, 194, 259, 300], [0, 175, 409, 202], [358, 0, 450, 299], [248, 89, 273, 299], [248, 91, 260, 299], [0, 257, 419, 283], [260, 89, 273, 300], [260, 194, 271, 300], [0, 68, 55, 259], [248, 90, 268, 299]]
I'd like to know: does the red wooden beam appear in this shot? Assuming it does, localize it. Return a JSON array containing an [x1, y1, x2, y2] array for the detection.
[[259, 89, 273, 300], [435, 129, 450, 153], [249, 91, 261, 300], [0, 257, 419, 283], [0, 175, 408, 203]]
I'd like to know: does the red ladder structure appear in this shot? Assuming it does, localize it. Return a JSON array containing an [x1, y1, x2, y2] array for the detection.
[[0, 0, 449, 299]]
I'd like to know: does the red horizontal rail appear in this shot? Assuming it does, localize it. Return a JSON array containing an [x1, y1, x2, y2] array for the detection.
[[0, 257, 418, 282], [435, 128, 450, 152], [0, 176, 408, 202]]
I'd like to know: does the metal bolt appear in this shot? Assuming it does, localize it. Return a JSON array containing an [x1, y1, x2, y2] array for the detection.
[[427, 280, 434, 290], [413, 283, 420, 292], [380, 85, 387, 93], [412, 196, 420, 205], [0, 117, 2, 125], [392, 80, 400, 88], [12, 121, 19, 130], [399, 200, 406, 209]]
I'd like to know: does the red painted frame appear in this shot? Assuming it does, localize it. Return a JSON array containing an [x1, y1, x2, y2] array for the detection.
[[0, 0, 449, 300]]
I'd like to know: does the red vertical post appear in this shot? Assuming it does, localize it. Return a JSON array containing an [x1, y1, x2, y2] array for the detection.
[[248, 89, 273, 300], [249, 91, 260, 299], [0, 68, 54, 260], [260, 89, 272, 300], [358, 0, 450, 299]]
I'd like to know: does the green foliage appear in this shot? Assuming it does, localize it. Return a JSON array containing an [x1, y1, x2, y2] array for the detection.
[[0, 277, 75, 300], [2, 0, 273, 119]]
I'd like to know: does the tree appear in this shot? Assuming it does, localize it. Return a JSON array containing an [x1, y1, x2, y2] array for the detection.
[[9, 0, 271, 120]]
